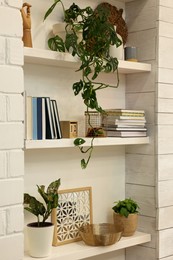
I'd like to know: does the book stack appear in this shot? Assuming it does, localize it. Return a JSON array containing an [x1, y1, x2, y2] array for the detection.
[[102, 109, 147, 137], [26, 96, 62, 140]]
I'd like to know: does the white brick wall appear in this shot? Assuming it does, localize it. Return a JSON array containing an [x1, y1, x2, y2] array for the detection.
[[0, 1, 24, 259]]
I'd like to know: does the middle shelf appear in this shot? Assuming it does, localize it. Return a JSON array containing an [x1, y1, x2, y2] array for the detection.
[[25, 137, 149, 149]]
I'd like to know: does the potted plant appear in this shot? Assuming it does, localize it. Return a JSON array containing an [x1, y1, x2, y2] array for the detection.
[[112, 198, 140, 237], [24, 178, 61, 258], [44, 2, 122, 169]]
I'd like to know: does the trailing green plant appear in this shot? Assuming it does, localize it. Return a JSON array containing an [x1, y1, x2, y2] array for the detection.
[[112, 198, 140, 218], [44, 2, 122, 169], [24, 179, 61, 226]]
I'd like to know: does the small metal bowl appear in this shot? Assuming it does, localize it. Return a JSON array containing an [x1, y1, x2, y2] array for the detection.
[[79, 223, 123, 246]]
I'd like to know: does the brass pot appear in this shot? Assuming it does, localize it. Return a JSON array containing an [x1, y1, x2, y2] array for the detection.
[[113, 212, 138, 237]]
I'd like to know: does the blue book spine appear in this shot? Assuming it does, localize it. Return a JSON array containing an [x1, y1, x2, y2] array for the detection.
[[37, 97, 42, 140], [32, 97, 37, 140]]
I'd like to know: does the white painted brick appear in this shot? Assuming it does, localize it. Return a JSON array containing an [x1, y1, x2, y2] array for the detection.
[[0, 179, 23, 206], [158, 68, 173, 84], [0, 94, 7, 121], [0, 123, 24, 149], [158, 154, 173, 181], [0, 210, 6, 236], [159, 6, 173, 23], [0, 7, 22, 37], [158, 206, 173, 230], [159, 37, 173, 69], [159, 21, 173, 38], [0, 151, 7, 179], [158, 98, 173, 113], [0, 37, 5, 64], [5, 0, 23, 8], [158, 83, 173, 98], [0, 233, 23, 260], [0, 66, 24, 93], [158, 125, 173, 154], [160, 0, 173, 8], [158, 180, 173, 207], [7, 205, 23, 234], [8, 150, 24, 177], [7, 94, 24, 121], [159, 228, 173, 258], [6, 38, 23, 65], [158, 113, 173, 125]]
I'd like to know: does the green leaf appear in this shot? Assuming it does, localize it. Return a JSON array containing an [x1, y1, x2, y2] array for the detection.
[[24, 194, 46, 217], [74, 138, 86, 146], [44, 0, 61, 21], [47, 179, 61, 195], [81, 159, 87, 169], [73, 80, 83, 95], [48, 36, 65, 52]]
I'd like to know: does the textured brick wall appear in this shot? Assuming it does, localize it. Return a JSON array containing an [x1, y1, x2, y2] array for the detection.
[[0, 1, 24, 259]]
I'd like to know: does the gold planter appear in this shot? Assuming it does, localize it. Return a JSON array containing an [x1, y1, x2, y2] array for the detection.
[[113, 212, 138, 237]]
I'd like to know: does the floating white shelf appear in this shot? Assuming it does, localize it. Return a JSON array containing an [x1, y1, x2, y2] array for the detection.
[[25, 137, 149, 149], [24, 231, 151, 260], [24, 47, 151, 74]]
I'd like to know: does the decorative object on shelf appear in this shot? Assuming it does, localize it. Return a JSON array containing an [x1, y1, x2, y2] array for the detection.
[[112, 198, 140, 237], [60, 121, 78, 138], [51, 187, 92, 246], [85, 111, 105, 137], [44, 1, 122, 169], [24, 179, 61, 257], [21, 2, 33, 47], [124, 46, 138, 62], [79, 223, 123, 246]]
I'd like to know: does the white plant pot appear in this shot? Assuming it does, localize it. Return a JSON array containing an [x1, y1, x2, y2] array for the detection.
[[27, 222, 54, 258], [53, 22, 66, 42], [109, 27, 124, 60]]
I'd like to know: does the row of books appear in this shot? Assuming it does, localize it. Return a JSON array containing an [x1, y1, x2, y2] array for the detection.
[[26, 96, 62, 140], [101, 109, 147, 137]]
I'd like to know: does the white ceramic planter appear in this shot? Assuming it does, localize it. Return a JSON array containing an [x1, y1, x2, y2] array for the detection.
[[109, 26, 124, 60], [27, 222, 54, 258], [53, 22, 67, 42]]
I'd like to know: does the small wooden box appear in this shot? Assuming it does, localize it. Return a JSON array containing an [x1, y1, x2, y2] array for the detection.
[[60, 121, 78, 138]]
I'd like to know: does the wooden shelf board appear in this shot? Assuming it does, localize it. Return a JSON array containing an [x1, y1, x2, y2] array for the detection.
[[24, 231, 151, 260], [25, 137, 149, 149], [24, 47, 151, 74]]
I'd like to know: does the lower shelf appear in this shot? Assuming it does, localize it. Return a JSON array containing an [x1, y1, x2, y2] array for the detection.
[[25, 137, 149, 149], [24, 231, 151, 260]]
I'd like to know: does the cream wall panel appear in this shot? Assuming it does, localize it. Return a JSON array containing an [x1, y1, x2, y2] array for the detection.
[[126, 154, 155, 186], [126, 0, 157, 32], [126, 29, 156, 61], [138, 216, 156, 248], [158, 180, 173, 207], [126, 61, 155, 93], [126, 184, 155, 217], [159, 228, 173, 258], [126, 92, 155, 124], [157, 206, 173, 229], [158, 125, 173, 154], [158, 154, 173, 181], [126, 246, 156, 260]]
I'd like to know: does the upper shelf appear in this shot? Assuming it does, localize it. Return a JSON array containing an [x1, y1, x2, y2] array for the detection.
[[24, 231, 151, 260], [24, 47, 151, 74], [25, 137, 149, 149]]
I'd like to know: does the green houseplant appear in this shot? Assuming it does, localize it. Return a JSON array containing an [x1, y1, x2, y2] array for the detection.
[[112, 198, 140, 237], [44, 2, 122, 169], [24, 179, 61, 257]]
